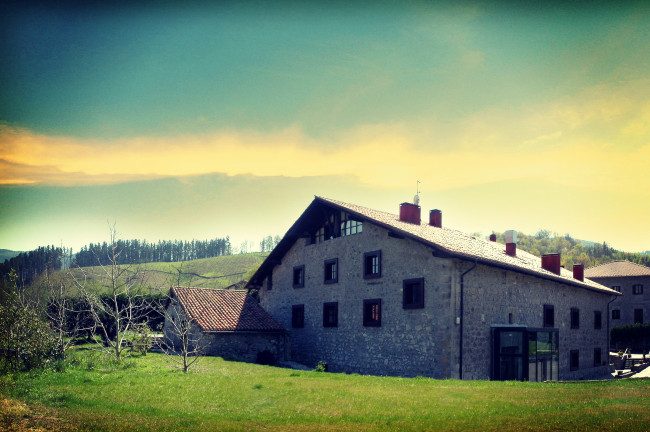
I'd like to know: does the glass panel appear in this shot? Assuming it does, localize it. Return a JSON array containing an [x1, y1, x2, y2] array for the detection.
[[537, 332, 552, 355], [528, 359, 537, 382], [552, 355, 559, 381], [499, 331, 523, 355], [499, 357, 523, 381]]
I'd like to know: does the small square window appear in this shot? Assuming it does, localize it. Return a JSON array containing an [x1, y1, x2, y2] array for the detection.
[[266, 274, 273, 291], [611, 285, 621, 293], [633, 284, 644, 295], [593, 348, 602, 367], [612, 309, 621, 320], [570, 308, 580, 329], [293, 265, 305, 288], [594, 311, 602, 330], [543, 304, 554, 328], [403, 278, 425, 309], [363, 250, 381, 279], [292, 305, 304, 328], [570, 349, 579, 371], [323, 302, 338, 327], [324, 258, 338, 284], [363, 299, 382, 327]]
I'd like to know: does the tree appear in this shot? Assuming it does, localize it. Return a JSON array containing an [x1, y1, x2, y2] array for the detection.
[[73, 225, 151, 361], [160, 291, 205, 373], [0, 270, 60, 372]]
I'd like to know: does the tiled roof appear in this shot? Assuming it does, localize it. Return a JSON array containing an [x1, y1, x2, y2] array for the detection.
[[171, 287, 285, 332], [314, 197, 618, 295], [584, 261, 650, 278]]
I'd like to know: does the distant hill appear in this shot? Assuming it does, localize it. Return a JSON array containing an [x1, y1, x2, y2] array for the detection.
[[62, 252, 268, 294], [0, 249, 22, 263]]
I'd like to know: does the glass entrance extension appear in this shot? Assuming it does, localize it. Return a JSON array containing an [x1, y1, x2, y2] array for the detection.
[[492, 326, 559, 382]]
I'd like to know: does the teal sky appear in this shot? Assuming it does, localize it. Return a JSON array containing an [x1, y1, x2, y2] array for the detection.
[[1, 1, 649, 253]]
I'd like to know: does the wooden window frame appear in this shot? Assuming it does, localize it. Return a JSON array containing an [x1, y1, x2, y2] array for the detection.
[[543, 304, 554, 328], [293, 265, 305, 288], [612, 309, 621, 320], [633, 284, 644, 295], [292, 304, 305, 328], [403, 277, 425, 309], [593, 348, 602, 367], [323, 302, 338, 328], [363, 250, 382, 279], [363, 299, 382, 327], [594, 311, 602, 330], [570, 349, 579, 371], [570, 307, 580, 329], [324, 258, 338, 284]]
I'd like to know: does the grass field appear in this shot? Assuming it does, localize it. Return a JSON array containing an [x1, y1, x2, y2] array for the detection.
[[1, 348, 650, 432], [62, 252, 268, 293]]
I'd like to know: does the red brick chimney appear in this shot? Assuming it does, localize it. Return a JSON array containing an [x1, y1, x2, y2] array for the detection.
[[541, 254, 561, 275], [399, 202, 421, 224], [505, 230, 517, 257], [429, 209, 442, 228], [489, 234, 497, 242], [573, 264, 584, 281]]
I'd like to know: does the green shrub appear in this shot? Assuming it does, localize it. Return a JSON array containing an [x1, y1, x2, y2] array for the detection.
[[313, 361, 328, 372]]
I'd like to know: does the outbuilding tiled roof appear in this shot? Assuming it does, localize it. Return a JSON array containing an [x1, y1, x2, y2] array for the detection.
[[170, 286, 285, 332], [584, 261, 650, 278], [249, 196, 618, 296]]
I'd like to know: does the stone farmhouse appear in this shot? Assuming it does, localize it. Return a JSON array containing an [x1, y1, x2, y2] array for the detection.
[[248, 197, 620, 381], [585, 261, 650, 327], [163, 286, 287, 364]]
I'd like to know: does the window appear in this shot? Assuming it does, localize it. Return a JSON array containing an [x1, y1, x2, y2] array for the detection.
[[594, 311, 602, 330], [292, 305, 304, 328], [593, 348, 602, 367], [266, 273, 272, 291], [543, 304, 554, 328], [612, 309, 621, 320], [633, 284, 644, 295], [570, 349, 580, 371], [403, 278, 425, 309], [323, 302, 338, 327], [570, 308, 580, 329], [612, 285, 621, 293], [364, 250, 381, 279], [363, 299, 382, 327], [635, 308, 644, 324], [312, 210, 362, 244], [341, 212, 363, 237], [324, 259, 338, 284], [293, 265, 305, 288]]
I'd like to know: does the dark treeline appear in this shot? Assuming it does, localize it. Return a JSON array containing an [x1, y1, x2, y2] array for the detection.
[[0, 246, 66, 287], [73, 237, 232, 267]]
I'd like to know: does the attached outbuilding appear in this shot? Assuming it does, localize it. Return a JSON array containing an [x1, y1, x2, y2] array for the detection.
[[163, 286, 288, 365]]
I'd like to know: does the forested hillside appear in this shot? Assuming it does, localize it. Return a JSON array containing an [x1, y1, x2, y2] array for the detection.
[[490, 230, 650, 269]]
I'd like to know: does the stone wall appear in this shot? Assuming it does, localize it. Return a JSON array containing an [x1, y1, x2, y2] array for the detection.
[[163, 301, 288, 365], [586, 275, 650, 328], [462, 264, 612, 380], [259, 221, 613, 380]]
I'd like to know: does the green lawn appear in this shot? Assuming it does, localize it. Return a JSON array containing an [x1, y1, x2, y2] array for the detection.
[[2, 349, 649, 431]]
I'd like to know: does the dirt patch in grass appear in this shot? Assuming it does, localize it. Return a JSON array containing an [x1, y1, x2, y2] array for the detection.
[[0, 397, 76, 432]]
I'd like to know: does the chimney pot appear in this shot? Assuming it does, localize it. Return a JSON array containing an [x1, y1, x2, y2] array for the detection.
[[573, 264, 584, 281], [541, 253, 561, 275], [399, 202, 421, 224], [504, 230, 517, 256], [489, 234, 497, 242], [429, 209, 442, 228]]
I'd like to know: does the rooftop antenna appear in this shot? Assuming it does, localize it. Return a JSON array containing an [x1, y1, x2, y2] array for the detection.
[[414, 180, 421, 205]]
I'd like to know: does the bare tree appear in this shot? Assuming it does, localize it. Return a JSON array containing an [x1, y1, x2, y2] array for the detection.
[[159, 289, 205, 373], [72, 224, 151, 361], [155, 263, 204, 372]]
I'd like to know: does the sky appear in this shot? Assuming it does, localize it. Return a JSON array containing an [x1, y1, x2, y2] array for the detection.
[[1, 0, 649, 254]]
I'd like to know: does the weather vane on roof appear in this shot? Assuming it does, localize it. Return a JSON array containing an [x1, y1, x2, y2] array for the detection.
[[414, 180, 421, 205]]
